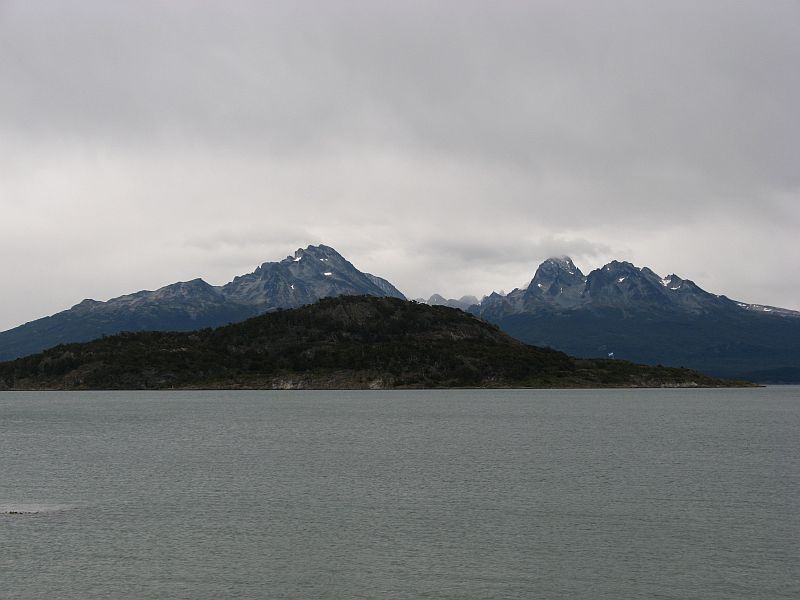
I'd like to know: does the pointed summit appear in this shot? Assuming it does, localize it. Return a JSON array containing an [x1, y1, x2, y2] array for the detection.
[[544, 256, 581, 274], [0, 244, 405, 361], [521, 256, 587, 309], [224, 243, 405, 307], [529, 256, 585, 292], [280, 243, 343, 265]]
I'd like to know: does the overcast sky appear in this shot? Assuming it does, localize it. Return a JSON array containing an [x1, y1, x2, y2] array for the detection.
[[1, 0, 798, 330]]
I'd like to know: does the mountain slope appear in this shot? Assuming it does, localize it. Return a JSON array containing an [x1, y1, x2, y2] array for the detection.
[[0, 280, 258, 362], [0, 245, 405, 361], [473, 257, 800, 382], [221, 244, 405, 308], [0, 296, 742, 390]]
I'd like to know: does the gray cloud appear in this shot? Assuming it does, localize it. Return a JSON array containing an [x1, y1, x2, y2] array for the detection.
[[1, 1, 798, 330]]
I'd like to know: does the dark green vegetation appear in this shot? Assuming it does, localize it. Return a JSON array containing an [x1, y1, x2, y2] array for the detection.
[[0, 297, 747, 390]]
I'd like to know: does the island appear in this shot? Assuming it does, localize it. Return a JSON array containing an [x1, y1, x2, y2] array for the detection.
[[0, 296, 750, 390]]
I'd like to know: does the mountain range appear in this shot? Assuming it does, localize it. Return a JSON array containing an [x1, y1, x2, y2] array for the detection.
[[0, 296, 741, 390], [1, 244, 798, 382], [0, 245, 403, 361], [460, 257, 800, 382]]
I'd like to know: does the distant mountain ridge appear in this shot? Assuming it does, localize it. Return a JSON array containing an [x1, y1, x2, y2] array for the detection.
[[0, 245, 405, 361], [476, 257, 748, 317], [2, 246, 799, 382], [0, 296, 743, 391], [422, 294, 480, 311], [469, 256, 800, 382]]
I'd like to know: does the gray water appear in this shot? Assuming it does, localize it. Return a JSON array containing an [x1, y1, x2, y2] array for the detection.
[[1, 388, 798, 599]]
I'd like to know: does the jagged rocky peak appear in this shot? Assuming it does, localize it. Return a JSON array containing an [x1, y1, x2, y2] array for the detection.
[[595, 263, 701, 295], [587, 260, 666, 298], [527, 255, 586, 295], [597, 263, 695, 292], [281, 243, 341, 264], [580, 259, 734, 313], [509, 256, 588, 311], [251, 244, 355, 282], [222, 243, 405, 308], [594, 260, 674, 284], [600, 260, 639, 274], [593, 260, 637, 281], [545, 255, 581, 273], [534, 256, 585, 279]]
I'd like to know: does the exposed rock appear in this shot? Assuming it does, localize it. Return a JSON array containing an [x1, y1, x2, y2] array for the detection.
[[472, 256, 800, 381], [0, 245, 405, 361]]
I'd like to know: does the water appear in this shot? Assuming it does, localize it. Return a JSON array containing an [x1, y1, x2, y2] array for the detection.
[[1, 388, 798, 599]]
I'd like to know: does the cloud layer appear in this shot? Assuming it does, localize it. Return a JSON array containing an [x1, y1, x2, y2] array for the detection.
[[1, 1, 798, 329]]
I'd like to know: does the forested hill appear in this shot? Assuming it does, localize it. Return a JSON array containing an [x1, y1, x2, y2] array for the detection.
[[0, 296, 747, 390]]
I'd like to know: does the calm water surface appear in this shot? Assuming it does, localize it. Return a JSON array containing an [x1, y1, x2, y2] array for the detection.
[[1, 388, 798, 599]]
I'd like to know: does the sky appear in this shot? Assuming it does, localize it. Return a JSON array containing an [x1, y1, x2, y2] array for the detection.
[[1, 0, 798, 330]]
